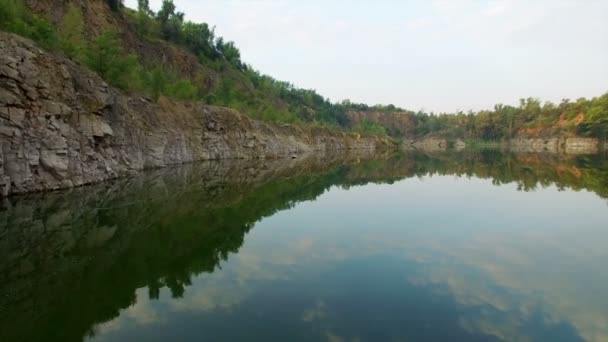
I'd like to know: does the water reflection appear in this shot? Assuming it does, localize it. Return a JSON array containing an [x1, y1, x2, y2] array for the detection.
[[0, 151, 607, 342]]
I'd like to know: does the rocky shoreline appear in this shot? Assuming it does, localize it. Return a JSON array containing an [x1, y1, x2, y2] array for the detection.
[[0, 33, 394, 196], [404, 137, 604, 154]]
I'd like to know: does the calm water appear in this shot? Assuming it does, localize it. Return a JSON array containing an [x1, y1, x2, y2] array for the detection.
[[1, 151, 607, 342]]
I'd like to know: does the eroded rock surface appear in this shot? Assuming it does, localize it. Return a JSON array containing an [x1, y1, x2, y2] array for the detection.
[[509, 138, 599, 154]]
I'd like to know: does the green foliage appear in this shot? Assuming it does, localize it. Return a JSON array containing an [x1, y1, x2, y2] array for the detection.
[[156, 0, 176, 23], [137, 0, 152, 15], [579, 94, 608, 138], [85, 31, 139, 90], [0, 0, 26, 31], [343, 93, 608, 139], [106, 0, 122, 12], [0, 0, 58, 49], [111, 0, 342, 125], [135, 1, 156, 38], [156, 0, 183, 41], [141, 66, 168, 100], [58, 4, 86, 59], [181, 22, 216, 58], [144, 0, 243, 68], [138, 66, 198, 100], [167, 80, 198, 100], [353, 118, 387, 135], [215, 37, 242, 68]]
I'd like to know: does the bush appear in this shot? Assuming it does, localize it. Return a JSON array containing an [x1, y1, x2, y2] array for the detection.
[[58, 4, 86, 59], [353, 118, 387, 135], [0, 0, 58, 49], [106, 0, 122, 12], [85, 31, 139, 90]]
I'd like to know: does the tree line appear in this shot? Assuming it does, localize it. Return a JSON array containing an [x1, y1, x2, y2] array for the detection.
[[341, 95, 608, 140]]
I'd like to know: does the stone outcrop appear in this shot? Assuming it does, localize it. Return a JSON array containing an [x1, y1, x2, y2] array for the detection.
[[410, 138, 448, 151], [0, 32, 393, 196], [508, 137, 599, 154], [454, 139, 466, 151], [347, 110, 416, 137]]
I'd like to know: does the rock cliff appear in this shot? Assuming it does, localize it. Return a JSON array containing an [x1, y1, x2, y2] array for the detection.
[[508, 137, 600, 154], [347, 110, 416, 137], [0, 32, 393, 196]]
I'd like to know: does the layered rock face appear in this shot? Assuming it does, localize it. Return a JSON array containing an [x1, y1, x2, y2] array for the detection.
[[347, 110, 416, 137], [509, 138, 599, 154], [410, 138, 448, 151], [0, 33, 393, 196]]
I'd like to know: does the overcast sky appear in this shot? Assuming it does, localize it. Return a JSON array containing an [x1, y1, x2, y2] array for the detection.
[[125, 0, 608, 113]]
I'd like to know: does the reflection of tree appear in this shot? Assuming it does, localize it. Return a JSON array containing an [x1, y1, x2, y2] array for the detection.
[[0, 151, 606, 341], [0, 157, 384, 341], [385, 151, 608, 198]]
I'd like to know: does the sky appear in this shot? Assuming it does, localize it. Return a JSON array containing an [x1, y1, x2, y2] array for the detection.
[[125, 0, 608, 113]]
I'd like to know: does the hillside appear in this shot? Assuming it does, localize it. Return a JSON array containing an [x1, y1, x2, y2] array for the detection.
[[1, 0, 607, 142], [2, 0, 356, 127], [0, 30, 392, 196]]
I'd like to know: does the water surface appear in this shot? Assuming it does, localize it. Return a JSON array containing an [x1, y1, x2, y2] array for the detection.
[[1, 151, 607, 342]]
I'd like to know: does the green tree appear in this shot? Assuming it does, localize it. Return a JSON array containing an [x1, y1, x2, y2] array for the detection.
[[156, 0, 176, 23], [582, 94, 608, 139], [106, 0, 122, 11], [137, 0, 152, 15], [135, 0, 155, 38], [181, 22, 216, 58], [216, 38, 242, 67], [156, 0, 184, 40]]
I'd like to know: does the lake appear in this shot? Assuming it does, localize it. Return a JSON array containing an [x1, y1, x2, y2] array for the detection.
[[1, 151, 607, 342]]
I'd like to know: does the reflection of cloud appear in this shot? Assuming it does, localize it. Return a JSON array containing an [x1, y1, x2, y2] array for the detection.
[[301, 300, 327, 322], [91, 288, 164, 338], [194, 200, 608, 341], [325, 331, 361, 342], [254, 198, 607, 340], [408, 227, 608, 342], [169, 284, 247, 313], [325, 332, 344, 342], [90, 177, 608, 341]]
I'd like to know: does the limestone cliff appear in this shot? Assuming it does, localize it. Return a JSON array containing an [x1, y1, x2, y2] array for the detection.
[[508, 137, 601, 154], [347, 110, 416, 137], [0, 32, 393, 196]]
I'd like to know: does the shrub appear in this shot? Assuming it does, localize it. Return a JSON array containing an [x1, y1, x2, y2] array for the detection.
[[0, 0, 58, 49], [58, 4, 86, 59], [85, 31, 139, 90]]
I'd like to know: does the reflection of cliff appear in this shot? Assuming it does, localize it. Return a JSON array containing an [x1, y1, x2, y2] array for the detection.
[[407, 151, 608, 199], [0, 150, 606, 341], [0, 152, 390, 342], [335, 151, 608, 199]]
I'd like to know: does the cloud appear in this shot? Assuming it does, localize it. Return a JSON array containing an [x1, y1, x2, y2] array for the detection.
[[482, 0, 511, 17]]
